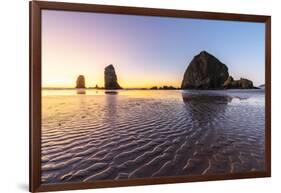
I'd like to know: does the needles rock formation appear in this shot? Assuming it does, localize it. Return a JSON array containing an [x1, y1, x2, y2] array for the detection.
[[104, 64, 122, 89], [76, 75, 86, 88]]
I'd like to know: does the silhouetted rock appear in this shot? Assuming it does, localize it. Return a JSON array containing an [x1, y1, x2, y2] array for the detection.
[[150, 86, 158, 90], [76, 75, 86, 88], [239, 78, 254, 88], [159, 86, 177, 90], [104, 64, 122, 89], [181, 51, 229, 89], [223, 77, 254, 89]]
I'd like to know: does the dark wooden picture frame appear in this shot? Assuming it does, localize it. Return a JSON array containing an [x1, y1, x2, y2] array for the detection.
[[30, 1, 271, 192]]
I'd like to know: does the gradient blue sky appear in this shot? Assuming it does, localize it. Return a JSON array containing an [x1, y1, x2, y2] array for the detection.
[[42, 10, 265, 88]]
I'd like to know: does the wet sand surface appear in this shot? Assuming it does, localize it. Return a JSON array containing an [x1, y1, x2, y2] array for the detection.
[[41, 89, 265, 184]]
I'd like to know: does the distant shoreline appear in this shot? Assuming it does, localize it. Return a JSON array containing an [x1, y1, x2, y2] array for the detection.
[[42, 87, 180, 90], [42, 87, 264, 91]]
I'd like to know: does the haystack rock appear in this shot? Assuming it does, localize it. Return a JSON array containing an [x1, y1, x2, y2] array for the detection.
[[76, 75, 86, 88], [223, 76, 254, 89], [181, 51, 229, 89], [104, 64, 122, 89]]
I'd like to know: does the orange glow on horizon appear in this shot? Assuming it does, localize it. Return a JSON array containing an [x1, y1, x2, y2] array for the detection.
[[42, 77, 181, 89]]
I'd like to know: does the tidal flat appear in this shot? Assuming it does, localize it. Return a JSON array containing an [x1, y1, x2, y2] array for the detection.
[[41, 89, 265, 184]]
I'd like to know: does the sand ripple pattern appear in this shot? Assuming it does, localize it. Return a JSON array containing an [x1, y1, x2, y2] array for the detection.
[[41, 90, 265, 184]]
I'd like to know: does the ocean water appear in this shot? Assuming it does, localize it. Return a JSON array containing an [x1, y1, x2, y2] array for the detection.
[[41, 89, 265, 184]]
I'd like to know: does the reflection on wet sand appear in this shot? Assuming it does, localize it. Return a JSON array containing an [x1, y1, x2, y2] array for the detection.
[[76, 89, 86, 95], [105, 91, 119, 95], [41, 89, 265, 184], [182, 94, 231, 132], [180, 92, 264, 175], [182, 93, 233, 104]]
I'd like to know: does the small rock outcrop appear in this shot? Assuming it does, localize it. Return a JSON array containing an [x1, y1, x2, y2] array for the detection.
[[76, 75, 86, 88], [104, 64, 122, 89], [159, 86, 177, 90], [181, 51, 229, 89], [223, 76, 254, 89]]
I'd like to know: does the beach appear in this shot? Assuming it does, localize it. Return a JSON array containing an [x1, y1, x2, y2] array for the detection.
[[41, 89, 265, 183]]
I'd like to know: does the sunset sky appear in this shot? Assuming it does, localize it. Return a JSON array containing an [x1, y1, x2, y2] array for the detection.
[[42, 10, 265, 88]]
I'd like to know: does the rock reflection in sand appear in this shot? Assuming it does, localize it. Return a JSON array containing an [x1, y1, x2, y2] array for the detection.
[[76, 89, 86, 95], [41, 89, 265, 184]]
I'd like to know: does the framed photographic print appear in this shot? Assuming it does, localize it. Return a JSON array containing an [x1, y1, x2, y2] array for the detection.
[[30, 1, 271, 192]]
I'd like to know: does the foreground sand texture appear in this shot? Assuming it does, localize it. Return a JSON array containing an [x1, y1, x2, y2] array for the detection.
[[41, 90, 265, 183]]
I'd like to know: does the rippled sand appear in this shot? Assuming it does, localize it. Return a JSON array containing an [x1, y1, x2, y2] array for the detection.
[[41, 89, 265, 184]]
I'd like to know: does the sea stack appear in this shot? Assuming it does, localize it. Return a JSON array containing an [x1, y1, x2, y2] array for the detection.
[[181, 51, 229, 89], [223, 76, 254, 89], [76, 75, 86, 88], [104, 64, 122, 89]]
